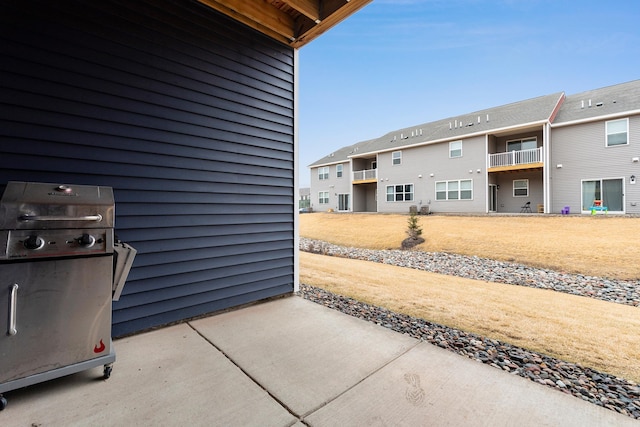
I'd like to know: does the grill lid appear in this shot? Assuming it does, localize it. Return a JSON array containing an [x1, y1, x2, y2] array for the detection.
[[0, 181, 115, 230]]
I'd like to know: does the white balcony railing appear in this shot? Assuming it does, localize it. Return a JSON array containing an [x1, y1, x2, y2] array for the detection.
[[488, 147, 543, 168], [352, 168, 377, 181]]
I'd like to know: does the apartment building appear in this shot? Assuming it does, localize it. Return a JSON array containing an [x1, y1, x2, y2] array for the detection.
[[309, 80, 640, 215]]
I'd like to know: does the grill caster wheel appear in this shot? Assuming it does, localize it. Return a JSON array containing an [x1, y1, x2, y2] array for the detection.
[[0, 394, 7, 411], [103, 364, 113, 379]]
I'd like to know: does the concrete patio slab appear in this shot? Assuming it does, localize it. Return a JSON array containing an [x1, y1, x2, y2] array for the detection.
[[305, 340, 638, 427], [1, 296, 637, 426], [191, 296, 419, 418], [3, 323, 296, 427]]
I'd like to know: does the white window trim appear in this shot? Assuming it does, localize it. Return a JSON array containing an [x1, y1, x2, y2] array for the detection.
[[386, 183, 414, 202], [605, 118, 629, 147], [318, 191, 329, 204], [318, 166, 329, 180], [449, 140, 462, 158], [336, 164, 343, 178], [580, 177, 625, 213], [513, 179, 529, 197], [435, 179, 473, 201], [392, 151, 402, 166]]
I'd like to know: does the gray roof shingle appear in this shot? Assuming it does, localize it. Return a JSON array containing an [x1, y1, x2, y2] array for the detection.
[[309, 80, 640, 167], [309, 91, 564, 166], [553, 79, 640, 124]]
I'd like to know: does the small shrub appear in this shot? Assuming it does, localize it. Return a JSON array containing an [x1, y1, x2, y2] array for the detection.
[[407, 212, 423, 238], [402, 212, 425, 249]]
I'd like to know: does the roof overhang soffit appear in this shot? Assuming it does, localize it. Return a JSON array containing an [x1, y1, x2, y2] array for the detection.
[[197, 0, 372, 48]]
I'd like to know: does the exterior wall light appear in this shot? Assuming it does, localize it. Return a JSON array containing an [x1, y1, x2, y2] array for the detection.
[[556, 164, 563, 168], [633, 157, 639, 162]]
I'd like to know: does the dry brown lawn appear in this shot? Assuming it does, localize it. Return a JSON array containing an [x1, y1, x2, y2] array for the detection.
[[299, 213, 640, 383], [300, 213, 640, 280]]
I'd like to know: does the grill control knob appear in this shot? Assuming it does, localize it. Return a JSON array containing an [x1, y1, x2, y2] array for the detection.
[[78, 233, 96, 248], [24, 235, 45, 250]]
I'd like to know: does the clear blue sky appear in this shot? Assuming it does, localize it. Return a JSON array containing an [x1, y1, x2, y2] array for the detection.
[[297, 0, 640, 187]]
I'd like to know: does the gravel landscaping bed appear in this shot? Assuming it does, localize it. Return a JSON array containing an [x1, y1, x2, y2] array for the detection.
[[298, 238, 640, 419], [300, 238, 640, 307]]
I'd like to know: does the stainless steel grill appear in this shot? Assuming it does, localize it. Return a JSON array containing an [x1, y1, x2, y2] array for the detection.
[[0, 181, 135, 410]]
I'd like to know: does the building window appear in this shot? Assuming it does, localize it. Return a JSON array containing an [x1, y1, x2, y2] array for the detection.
[[392, 151, 402, 165], [386, 184, 413, 202], [318, 191, 329, 204], [507, 137, 537, 151], [449, 141, 462, 158], [606, 118, 628, 147], [460, 180, 472, 199], [436, 182, 446, 200], [513, 179, 529, 197], [435, 180, 473, 200], [318, 166, 329, 180], [336, 164, 343, 178]]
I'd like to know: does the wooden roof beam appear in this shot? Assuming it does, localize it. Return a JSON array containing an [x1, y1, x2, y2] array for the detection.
[[282, 0, 321, 23], [291, 0, 371, 48], [198, 0, 296, 42], [197, 0, 373, 48]]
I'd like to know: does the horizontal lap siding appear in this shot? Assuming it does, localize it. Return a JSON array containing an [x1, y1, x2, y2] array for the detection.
[[0, 0, 295, 336], [551, 118, 640, 213]]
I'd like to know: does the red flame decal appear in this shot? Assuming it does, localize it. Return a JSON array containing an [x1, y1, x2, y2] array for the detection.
[[93, 339, 106, 353]]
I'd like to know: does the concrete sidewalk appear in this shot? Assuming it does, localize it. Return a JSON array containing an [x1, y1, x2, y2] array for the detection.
[[2, 296, 636, 426]]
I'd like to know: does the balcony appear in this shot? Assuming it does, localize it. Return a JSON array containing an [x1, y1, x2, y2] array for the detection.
[[352, 168, 377, 184], [488, 147, 543, 172]]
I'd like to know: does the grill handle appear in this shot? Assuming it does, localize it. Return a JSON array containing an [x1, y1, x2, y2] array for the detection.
[[8, 284, 18, 336], [19, 214, 103, 222]]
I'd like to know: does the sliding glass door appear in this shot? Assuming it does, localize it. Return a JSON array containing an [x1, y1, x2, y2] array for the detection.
[[581, 178, 624, 212], [338, 193, 350, 211]]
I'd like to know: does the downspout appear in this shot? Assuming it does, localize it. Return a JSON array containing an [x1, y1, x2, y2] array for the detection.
[[485, 134, 489, 213], [375, 153, 380, 213], [545, 93, 564, 214], [293, 48, 300, 293], [543, 122, 550, 213], [349, 158, 354, 212]]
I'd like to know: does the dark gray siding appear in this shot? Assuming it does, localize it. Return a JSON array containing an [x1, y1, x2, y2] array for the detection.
[[0, 0, 295, 336]]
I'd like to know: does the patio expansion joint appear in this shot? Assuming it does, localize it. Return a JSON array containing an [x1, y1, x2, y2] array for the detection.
[[186, 322, 303, 424], [299, 339, 424, 420]]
